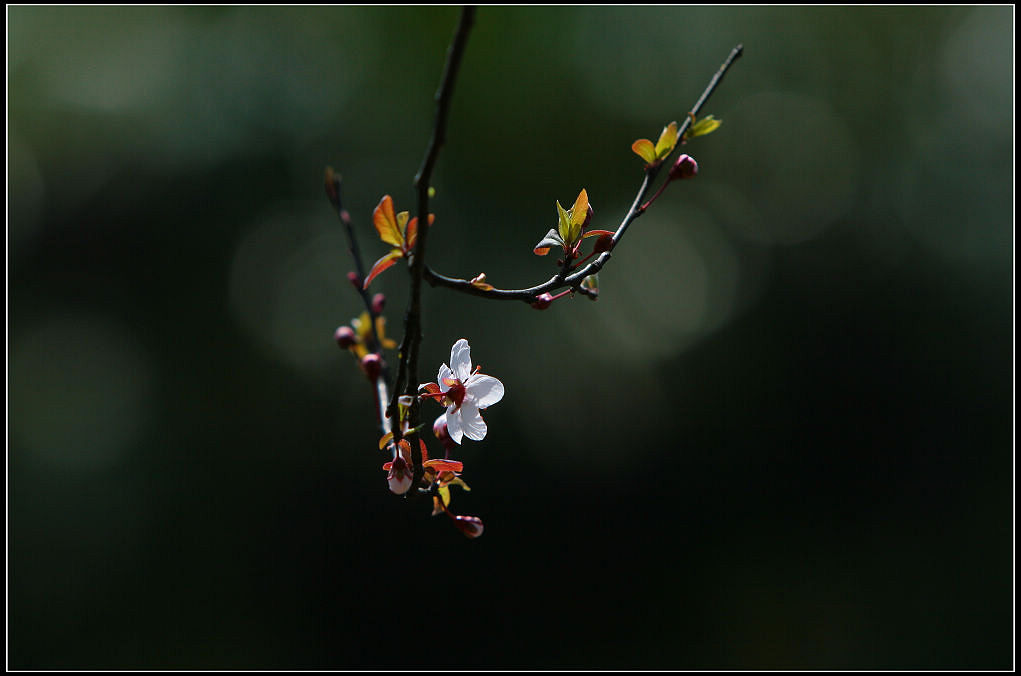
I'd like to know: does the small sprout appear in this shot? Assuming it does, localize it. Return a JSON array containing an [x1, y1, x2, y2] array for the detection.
[[371, 293, 386, 315], [469, 273, 494, 291], [631, 121, 680, 166], [580, 273, 599, 300], [683, 114, 722, 141], [557, 188, 588, 249], [534, 189, 613, 258], [364, 195, 435, 289], [324, 167, 341, 210], [346, 271, 362, 290]]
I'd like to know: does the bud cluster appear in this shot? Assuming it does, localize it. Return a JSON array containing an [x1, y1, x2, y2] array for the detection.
[[334, 301, 396, 381]]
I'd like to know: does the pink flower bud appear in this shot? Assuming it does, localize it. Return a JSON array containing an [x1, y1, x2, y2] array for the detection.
[[433, 416, 458, 454], [334, 326, 357, 349], [361, 353, 383, 380], [669, 154, 698, 181], [531, 293, 553, 310], [593, 234, 613, 254], [386, 453, 413, 495], [371, 293, 386, 315], [346, 271, 362, 290], [452, 515, 484, 539]]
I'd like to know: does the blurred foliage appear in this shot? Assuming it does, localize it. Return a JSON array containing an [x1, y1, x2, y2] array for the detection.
[[8, 6, 1013, 669]]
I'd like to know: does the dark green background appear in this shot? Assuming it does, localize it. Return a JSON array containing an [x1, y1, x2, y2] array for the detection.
[[9, 6, 1013, 669]]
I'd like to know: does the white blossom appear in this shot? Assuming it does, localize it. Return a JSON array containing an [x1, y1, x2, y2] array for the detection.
[[430, 338, 504, 444]]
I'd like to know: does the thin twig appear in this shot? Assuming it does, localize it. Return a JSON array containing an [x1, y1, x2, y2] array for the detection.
[[325, 169, 392, 437], [421, 43, 744, 304], [388, 6, 477, 454]]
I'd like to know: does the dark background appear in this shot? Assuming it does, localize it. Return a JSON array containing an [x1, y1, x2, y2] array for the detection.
[[8, 6, 1013, 669]]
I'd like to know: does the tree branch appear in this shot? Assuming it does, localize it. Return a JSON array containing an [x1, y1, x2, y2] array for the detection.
[[325, 169, 392, 437], [421, 43, 744, 305], [388, 6, 477, 451]]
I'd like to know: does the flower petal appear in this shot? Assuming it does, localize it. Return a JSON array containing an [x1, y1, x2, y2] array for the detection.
[[458, 400, 487, 442], [444, 411, 464, 445], [466, 374, 504, 409], [449, 339, 472, 382], [437, 363, 455, 392]]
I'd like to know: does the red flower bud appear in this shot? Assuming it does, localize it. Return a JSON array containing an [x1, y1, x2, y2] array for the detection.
[[386, 453, 413, 495], [669, 154, 698, 181], [433, 416, 458, 454], [452, 514, 484, 539], [361, 353, 383, 380], [593, 234, 613, 254], [531, 293, 553, 310], [346, 271, 362, 290], [324, 167, 341, 210], [334, 326, 357, 349], [371, 293, 386, 315]]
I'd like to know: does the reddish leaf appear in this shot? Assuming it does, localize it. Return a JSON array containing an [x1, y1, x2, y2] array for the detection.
[[363, 249, 403, 289], [423, 459, 464, 473], [404, 214, 434, 250], [372, 196, 404, 247]]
